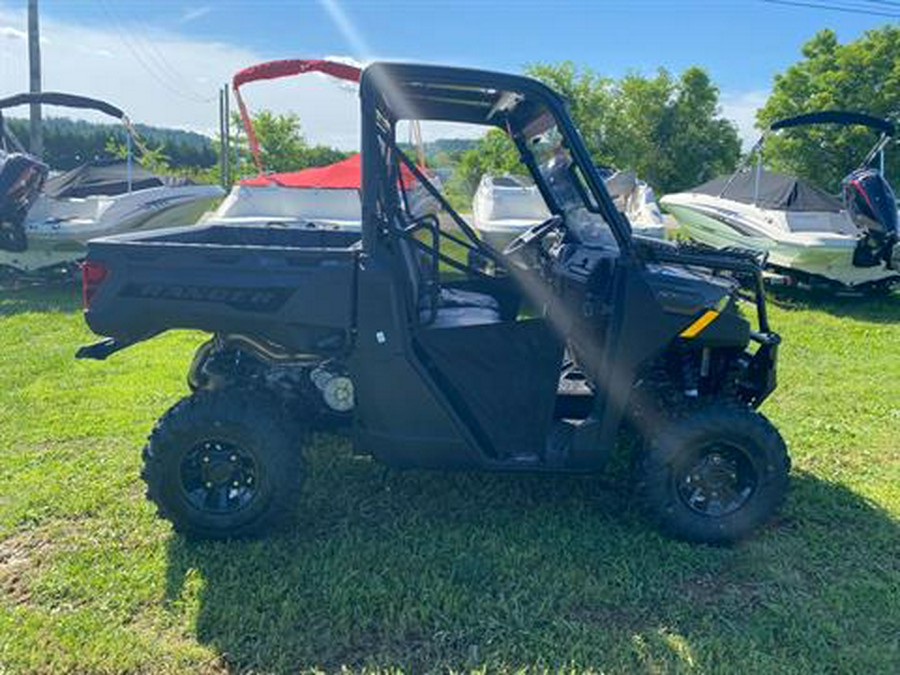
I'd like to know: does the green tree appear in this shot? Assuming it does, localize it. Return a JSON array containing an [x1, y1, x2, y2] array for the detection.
[[236, 110, 351, 175], [440, 62, 740, 202], [527, 62, 740, 193], [446, 129, 524, 208], [757, 27, 900, 192], [104, 136, 172, 175]]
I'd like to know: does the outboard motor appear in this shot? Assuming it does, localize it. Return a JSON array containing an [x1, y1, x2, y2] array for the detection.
[[844, 168, 899, 268], [0, 151, 48, 252]]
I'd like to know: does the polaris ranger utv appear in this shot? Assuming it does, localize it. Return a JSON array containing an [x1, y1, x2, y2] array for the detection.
[[78, 63, 789, 544]]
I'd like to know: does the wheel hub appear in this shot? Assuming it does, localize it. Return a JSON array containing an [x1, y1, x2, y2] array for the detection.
[[180, 440, 258, 513], [677, 443, 757, 517]]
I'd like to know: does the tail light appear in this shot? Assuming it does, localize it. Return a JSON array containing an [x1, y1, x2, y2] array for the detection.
[[81, 260, 109, 309]]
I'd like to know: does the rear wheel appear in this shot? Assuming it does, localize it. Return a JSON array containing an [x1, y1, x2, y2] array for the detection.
[[635, 405, 789, 544], [142, 389, 304, 540]]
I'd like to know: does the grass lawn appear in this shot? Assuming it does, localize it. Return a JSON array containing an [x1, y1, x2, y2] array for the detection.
[[0, 283, 898, 673]]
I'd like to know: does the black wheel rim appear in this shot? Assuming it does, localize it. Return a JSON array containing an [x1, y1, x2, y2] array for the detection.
[[179, 439, 259, 514], [676, 442, 758, 517]]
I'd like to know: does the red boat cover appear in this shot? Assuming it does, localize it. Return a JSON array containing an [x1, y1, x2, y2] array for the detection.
[[240, 153, 421, 189], [232, 59, 361, 90]]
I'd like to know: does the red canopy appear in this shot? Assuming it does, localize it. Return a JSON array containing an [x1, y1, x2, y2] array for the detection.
[[232, 59, 361, 175], [240, 153, 421, 189], [232, 59, 361, 90]]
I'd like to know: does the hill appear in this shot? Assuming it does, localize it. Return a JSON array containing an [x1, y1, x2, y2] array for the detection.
[[3, 116, 217, 171]]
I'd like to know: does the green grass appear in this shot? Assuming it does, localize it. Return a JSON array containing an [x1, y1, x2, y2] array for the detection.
[[1, 283, 899, 673]]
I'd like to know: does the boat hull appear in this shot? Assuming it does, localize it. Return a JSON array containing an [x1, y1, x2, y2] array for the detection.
[[663, 200, 899, 288], [0, 187, 222, 273]]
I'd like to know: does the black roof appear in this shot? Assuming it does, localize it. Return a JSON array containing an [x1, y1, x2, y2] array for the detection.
[[45, 159, 190, 199], [360, 62, 564, 126], [693, 170, 843, 213]]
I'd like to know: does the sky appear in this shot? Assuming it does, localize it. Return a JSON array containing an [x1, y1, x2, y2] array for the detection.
[[0, 0, 895, 149]]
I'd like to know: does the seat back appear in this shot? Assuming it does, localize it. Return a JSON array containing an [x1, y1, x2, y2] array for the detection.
[[394, 219, 439, 319]]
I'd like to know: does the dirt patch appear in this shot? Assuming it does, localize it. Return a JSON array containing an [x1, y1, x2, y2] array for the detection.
[[0, 529, 57, 606], [676, 570, 777, 611]]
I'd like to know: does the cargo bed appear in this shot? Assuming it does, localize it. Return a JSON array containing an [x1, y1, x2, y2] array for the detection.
[[82, 224, 361, 354]]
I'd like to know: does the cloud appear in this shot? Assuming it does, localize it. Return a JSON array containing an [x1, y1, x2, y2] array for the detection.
[[720, 90, 769, 149], [179, 6, 212, 24], [0, 5, 361, 149], [0, 24, 25, 40]]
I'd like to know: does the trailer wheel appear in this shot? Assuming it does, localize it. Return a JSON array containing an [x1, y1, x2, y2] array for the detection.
[[142, 389, 304, 540], [635, 405, 789, 544]]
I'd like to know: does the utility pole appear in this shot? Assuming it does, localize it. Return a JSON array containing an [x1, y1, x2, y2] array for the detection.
[[218, 84, 231, 188], [28, 0, 43, 158]]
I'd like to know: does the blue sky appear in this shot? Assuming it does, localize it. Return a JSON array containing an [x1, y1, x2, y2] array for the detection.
[[0, 0, 895, 146]]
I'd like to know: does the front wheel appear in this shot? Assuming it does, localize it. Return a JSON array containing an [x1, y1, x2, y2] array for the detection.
[[142, 389, 305, 540], [635, 405, 789, 544]]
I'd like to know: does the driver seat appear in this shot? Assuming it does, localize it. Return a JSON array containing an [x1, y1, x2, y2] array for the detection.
[[395, 228, 501, 328]]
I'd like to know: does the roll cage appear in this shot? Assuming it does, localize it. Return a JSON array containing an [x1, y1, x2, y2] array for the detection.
[[357, 63, 633, 262]]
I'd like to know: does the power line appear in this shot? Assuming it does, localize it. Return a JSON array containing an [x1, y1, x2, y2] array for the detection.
[[96, 0, 213, 104], [133, 18, 217, 103], [760, 0, 900, 17]]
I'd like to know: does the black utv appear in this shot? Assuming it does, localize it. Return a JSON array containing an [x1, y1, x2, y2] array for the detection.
[[78, 63, 789, 544]]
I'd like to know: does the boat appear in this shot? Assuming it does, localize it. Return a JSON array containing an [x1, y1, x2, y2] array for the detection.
[[207, 152, 437, 230], [0, 92, 223, 274], [597, 166, 667, 239], [661, 111, 899, 291], [471, 169, 667, 254], [204, 58, 438, 231]]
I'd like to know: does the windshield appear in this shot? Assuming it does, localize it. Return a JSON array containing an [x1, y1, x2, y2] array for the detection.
[[527, 112, 618, 249]]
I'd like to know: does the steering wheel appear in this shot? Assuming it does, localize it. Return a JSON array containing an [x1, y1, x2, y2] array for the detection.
[[502, 215, 563, 257]]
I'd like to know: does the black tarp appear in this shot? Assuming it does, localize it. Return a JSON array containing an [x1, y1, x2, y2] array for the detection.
[[44, 159, 192, 199], [692, 170, 843, 213]]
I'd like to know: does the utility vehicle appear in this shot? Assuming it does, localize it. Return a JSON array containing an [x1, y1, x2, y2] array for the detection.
[[78, 63, 789, 544]]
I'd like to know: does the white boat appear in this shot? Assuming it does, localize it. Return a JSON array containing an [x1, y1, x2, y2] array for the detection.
[[205, 58, 437, 232], [662, 111, 899, 291], [600, 167, 667, 239], [0, 92, 223, 274], [471, 174, 551, 252], [471, 170, 666, 254], [205, 152, 438, 231]]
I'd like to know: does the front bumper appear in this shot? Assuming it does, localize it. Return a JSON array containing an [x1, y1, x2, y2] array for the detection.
[[740, 330, 780, 407]]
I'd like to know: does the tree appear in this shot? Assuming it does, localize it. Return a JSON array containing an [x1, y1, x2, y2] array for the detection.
[[757, 27, 900, 192], [445, 129, 524, 207], [104, 136, 172, 175], [442, 62, 740, 200], [527, 63, 740, 193], [237, 110, 350, 175]]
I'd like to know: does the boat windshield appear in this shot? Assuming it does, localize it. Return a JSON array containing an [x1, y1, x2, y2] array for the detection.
[[526, 112, 617, 249]]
